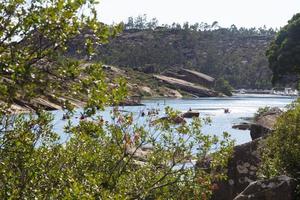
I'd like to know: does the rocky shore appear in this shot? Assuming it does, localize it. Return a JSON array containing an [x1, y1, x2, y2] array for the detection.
[[211, 107, 297, 200]]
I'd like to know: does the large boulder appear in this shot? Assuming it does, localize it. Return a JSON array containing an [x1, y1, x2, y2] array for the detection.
[[211, 138, 262, 200], [162, 69, 215, 88], [234, 175, 296, 200], [153, 74, 219, 97], [250, 107, 282, 140], [233, 107, 283, 140]]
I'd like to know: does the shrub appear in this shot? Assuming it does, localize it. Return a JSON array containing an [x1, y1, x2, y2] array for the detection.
[[259, 99, 300, 197], [214, 78, 233, 96], [254, 106, 271, 120]]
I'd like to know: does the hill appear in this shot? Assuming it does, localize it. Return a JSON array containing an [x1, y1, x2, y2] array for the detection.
[[86, 25, 276, 89]]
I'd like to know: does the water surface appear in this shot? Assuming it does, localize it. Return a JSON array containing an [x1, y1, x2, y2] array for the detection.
[[51, 94, 296, 145]]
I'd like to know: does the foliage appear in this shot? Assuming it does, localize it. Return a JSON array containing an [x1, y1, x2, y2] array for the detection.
[[259, 99, 300, 197], [214, 78, 233, 96], [0, 0, 122, 110], [0, 1, 234, 199], [266, 13, 300, 85], [0, 106, 234, 199], [254, 106, 271, 120]]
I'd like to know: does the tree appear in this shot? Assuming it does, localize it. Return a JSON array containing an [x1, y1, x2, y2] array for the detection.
[[134, 14, 148, 29], [125, 17, 134, 29], [214, 78, 233, 96], [0, 1, 234, 199], [0, 0, 122, 111], [146, 18, 159, 30], [266, 13, 300, 84]]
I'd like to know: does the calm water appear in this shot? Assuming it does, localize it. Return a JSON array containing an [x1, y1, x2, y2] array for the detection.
[[51, 94, 296, 145]]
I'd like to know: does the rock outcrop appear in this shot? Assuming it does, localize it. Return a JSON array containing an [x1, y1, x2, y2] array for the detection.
[[234, 175, 296, 200], [211, 138, 262, 200], [233, 107, 283, 140], [162, 87, 183, 98], [163, 68, 215, 88], [181, 111, 200, 118], [179, 68, 215, 87], [153, 74, 219, 97], [224, 107, 297, 199], [250, 107, 282, 140]]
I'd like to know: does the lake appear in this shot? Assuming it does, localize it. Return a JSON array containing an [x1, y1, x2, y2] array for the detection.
[[51, 94, 296, 145]]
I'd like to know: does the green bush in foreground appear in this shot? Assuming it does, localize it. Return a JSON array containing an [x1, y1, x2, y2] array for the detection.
[[259, 99, 300, 197], [0, 106, 234, 199]]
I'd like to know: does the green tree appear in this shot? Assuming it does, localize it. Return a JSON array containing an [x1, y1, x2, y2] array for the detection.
[[266, 13, 300, 84], [0, 0, 122, 111], [214, 78, 233, 96], [125, 17, 135, 29]]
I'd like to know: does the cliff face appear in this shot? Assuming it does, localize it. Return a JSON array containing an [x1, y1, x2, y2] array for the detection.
[[91, 29, 275, 89]]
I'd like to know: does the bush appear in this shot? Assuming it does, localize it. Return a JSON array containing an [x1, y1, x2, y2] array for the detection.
[[0, 106, 234, 199], [254, 106, 271, 120], [259, 99, 300, 197], [214, 78, 233, 96]]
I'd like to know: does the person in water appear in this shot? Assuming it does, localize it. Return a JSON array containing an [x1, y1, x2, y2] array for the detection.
[[224, 108, 230, 113]]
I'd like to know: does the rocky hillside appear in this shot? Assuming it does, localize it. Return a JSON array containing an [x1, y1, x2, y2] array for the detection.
[[104, 65, 221, 98], [89, 28, 275, 89]]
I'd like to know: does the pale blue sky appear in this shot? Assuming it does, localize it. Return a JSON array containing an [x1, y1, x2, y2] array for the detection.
[[97, 0, 300, 28]]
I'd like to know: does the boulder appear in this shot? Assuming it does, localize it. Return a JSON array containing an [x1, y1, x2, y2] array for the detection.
[[153, 74, 219, 97], [249, 124, 270, 140], [179, 68, 215, 88], [232, 123, 252, 130], [211, 138, 262, 200], [162, 87, 183, 98], [139, 86, 153, 96], [250, 107, 282, 140], [181, 111, 200, 118], [234, 175, 296, 200], [232, 107, 283, 140]]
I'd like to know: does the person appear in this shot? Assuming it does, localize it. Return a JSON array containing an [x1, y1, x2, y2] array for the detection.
[[80, 113, 86, 120], [189, 108, 192, 112], [62, 113, 69, 120], [224, 108, 230, 113]]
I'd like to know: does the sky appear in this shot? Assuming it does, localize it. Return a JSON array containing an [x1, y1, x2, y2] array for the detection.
[[97, 0, 300, 28]]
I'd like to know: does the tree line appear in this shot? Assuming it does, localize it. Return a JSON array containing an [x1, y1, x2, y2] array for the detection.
[[123, 14, 277, 36], [93, 16, 277, 89]]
